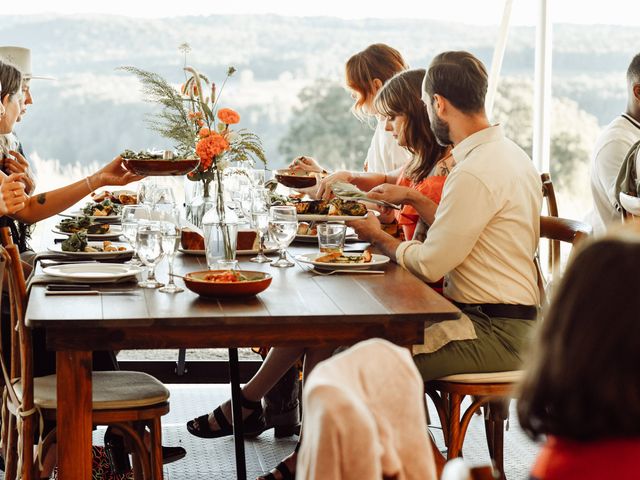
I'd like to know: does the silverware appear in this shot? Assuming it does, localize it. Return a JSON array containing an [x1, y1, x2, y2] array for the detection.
[[310, 268, 385, 276], [44, 289, 140, 296]]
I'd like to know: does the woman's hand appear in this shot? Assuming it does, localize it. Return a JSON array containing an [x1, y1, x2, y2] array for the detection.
[[316, 170, 355, 200], [287, 156, 324, 173], [0, 173, 28, 215], [90, 156, 145, 188], [367, 184, 414, 206], [5, 150, 36, 194]]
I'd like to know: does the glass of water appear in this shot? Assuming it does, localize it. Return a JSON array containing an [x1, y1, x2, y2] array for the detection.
[[159, 222, 183, 293], [121, 204, 151, 265], [269, 205, 297, 268], [250, 188, 272, 263], [136, 221, 164, 288]]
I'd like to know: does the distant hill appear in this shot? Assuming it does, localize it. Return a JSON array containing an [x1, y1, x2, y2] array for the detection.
[[0, 14, 635, 167]]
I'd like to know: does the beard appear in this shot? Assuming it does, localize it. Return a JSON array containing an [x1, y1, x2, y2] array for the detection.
[[430, 112, 453, 147]]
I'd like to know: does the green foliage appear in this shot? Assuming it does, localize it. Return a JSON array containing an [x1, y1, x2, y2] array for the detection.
[[278, 80, 374, 171]]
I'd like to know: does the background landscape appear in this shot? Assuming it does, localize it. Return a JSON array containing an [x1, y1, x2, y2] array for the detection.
[[1, 14, 637, 217]]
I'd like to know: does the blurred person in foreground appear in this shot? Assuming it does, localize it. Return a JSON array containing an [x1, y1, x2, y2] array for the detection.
[[350, 50, 542, 381], [519, 226, 640, 479], [590, 52, 640, 232]]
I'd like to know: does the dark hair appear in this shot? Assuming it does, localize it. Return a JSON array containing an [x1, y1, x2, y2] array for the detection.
[[374, 69, 446, 183], [0, 60, 22, 103], [627, 53, 640, 84], [517, 230, 640, 441], [345, 44, 408, 116], [423, 51, 487, 113]]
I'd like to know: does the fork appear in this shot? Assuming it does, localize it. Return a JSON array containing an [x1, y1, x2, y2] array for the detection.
[[310, 268, 385, 276]]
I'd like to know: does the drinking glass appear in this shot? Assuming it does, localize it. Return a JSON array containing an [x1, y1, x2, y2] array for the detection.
[[159, 222, 184, 293], [136, 221, 164, 288], [250, 188, 272, 263], [137, 178, 157, 207], [269, 206, 297, 268], [317, 223, 346, 254], [121, 204, 151, 266]]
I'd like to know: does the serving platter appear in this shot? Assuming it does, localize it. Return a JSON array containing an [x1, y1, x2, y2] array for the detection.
[[52, 225, 123, 240], [122, 158, 200, 176], [295, 252, 390, 270], [274, 169, 326, 189], [59, 211, 121, 222], [48, 241, 133, 259]]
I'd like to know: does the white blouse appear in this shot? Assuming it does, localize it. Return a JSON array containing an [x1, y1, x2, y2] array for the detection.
[[363, 117, 412, 174]]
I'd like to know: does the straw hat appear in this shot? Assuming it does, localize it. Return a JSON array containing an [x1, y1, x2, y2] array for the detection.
[[0, 46, 54, 80]]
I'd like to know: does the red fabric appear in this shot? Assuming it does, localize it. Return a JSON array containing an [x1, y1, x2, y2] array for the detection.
[[394, 174, 447, 241], [530, 436, 640, 480]]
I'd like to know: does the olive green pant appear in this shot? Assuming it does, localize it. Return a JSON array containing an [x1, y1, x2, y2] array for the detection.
[[413, 308, 538, 382]]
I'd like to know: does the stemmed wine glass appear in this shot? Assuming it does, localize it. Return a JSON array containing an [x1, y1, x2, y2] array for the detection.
[[136, 221, 165, 288], [159, 222, 184, 293], [250, 188, 272, 263], [269, 206, 297, 268], [121, 204, 151, 266]]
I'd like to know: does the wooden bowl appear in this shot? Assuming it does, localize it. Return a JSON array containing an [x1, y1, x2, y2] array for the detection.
[[183, 270, 272, 298], [122, 158, 200, 176], [275, 169, 324, 189]]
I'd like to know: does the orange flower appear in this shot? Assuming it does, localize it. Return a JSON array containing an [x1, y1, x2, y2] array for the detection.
[[198, 127, 210, 138], [188, 111, 203, 120], [196, 132, 229, 167], [217, 108, 240, 125], [197, 119, 205, 126]]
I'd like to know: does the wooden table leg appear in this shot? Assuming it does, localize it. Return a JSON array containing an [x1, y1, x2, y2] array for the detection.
[[229, 348, 247, 480], [57, 350, 93, 479]]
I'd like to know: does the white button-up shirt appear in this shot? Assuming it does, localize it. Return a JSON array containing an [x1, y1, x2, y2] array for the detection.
[[396, 125, 542, 305]]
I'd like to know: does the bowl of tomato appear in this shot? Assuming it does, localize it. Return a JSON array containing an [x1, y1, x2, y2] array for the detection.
[[183, 270, 272, 298]]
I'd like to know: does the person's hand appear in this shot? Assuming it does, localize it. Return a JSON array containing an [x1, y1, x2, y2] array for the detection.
[[316, 170, 354, 200], [0, 173, 28, 215], [347, 212, 382, 243], [287, 156, 324, 173], [90, 156, 145, 188], [367, 183, 414, 206], [5, 150, 36, 194]]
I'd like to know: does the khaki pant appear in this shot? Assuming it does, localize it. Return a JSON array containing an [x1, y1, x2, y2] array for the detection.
[[413, 308, 538, 382]]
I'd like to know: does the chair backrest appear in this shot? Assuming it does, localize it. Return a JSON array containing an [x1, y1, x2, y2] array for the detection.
[[540, 173, 560, 273], [536, 216, 592, 305]]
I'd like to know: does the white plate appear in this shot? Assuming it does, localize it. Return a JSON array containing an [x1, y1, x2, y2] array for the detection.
[[60, 210, 121, 222], [42, 263, 142, 282], [48, 241, 133, 259], [295, 252, 390, 270], [619, 192, 640, 216], [178, 247, 278, 256], [52, 225, 123, 240]]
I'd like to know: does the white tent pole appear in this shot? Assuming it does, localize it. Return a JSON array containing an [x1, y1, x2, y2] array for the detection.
[[485, 0, 514, 119], [532, 0, 552, 173]]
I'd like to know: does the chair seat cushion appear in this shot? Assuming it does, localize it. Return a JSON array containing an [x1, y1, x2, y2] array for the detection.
[[14, 371, 170, 410], [436, 370, 524, 384]]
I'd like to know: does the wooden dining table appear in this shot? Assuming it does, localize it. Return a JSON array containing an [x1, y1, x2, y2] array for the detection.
[[26, 243, 460, 479]]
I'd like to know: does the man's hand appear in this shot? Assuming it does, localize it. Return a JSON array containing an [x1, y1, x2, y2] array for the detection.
[[90, 156, 145, 188], [347, 212, 383, 243], [6, 150, 36, 194], [0, 173, 28, 215]]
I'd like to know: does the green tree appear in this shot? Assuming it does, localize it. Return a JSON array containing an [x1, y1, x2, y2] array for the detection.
[[278, 80, 374, 171]]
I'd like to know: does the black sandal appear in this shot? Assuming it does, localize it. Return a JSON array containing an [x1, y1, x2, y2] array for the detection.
[[186, 391, 266, 439], [258, 443, 300, 480]]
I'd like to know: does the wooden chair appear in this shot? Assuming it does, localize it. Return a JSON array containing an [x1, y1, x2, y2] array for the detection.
[[0, 231, 170, 479], [540, 173, 560, 277], [426, 215, 592, 480]]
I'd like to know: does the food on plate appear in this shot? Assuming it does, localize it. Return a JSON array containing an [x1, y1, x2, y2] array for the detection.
[[315, 250, 373, 264], [292, 198, 367, 217], [61, 233, 127, 253], [91, 190, 138, 205], [57, 216, 111, 235], [181, 228, 205, 251], [201, 270, 249, 283], [237, 230, 259, 250], [296, 222, 317, 236], [82, 198, 121, 217]]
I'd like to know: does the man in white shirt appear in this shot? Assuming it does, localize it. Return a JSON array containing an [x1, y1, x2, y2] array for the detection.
[[350, 51, 542, 380], [590, 53, 640, 232]]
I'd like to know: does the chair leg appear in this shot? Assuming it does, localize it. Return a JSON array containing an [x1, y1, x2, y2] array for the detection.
[[149, 418, 163, 480], [5, 414, 17, 480], [446, 393, 463, 459], [487, 400, 510, 480]]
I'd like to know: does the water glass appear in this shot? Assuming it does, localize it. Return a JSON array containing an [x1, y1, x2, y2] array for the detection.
[[317, 223, 346, 254], [121, 204, 151, 266], [269, 206, 297, 268], [250, 188, 272, 264], [159, 222, 183, 293], [136, 222, 164, 288], [203, 222, 238, 270]]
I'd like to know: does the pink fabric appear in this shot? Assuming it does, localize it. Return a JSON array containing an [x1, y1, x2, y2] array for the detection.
[[297, 339, 437, 480]]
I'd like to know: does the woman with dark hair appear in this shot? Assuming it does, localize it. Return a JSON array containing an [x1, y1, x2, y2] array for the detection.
[[518, 228, 640, 479]]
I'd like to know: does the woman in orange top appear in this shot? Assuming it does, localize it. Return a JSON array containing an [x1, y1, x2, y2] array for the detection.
[[518, 230, 640, 479]]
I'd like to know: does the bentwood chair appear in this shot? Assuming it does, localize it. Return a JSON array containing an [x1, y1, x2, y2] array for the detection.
[[0, 231, 170, 479], [425, 215, 592, 480]]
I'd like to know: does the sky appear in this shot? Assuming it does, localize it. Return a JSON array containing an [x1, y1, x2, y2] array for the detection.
[[3, 0, 639, 26]]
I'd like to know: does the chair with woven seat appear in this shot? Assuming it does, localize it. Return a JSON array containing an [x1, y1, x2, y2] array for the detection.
[[0, 235, 170, 479], [425, 215, 592, 480]]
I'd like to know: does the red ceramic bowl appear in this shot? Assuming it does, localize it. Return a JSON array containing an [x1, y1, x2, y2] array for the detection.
[[122, 158, 200, 176], [275, 169, 325, 189], [183, 270, 272, 298]]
